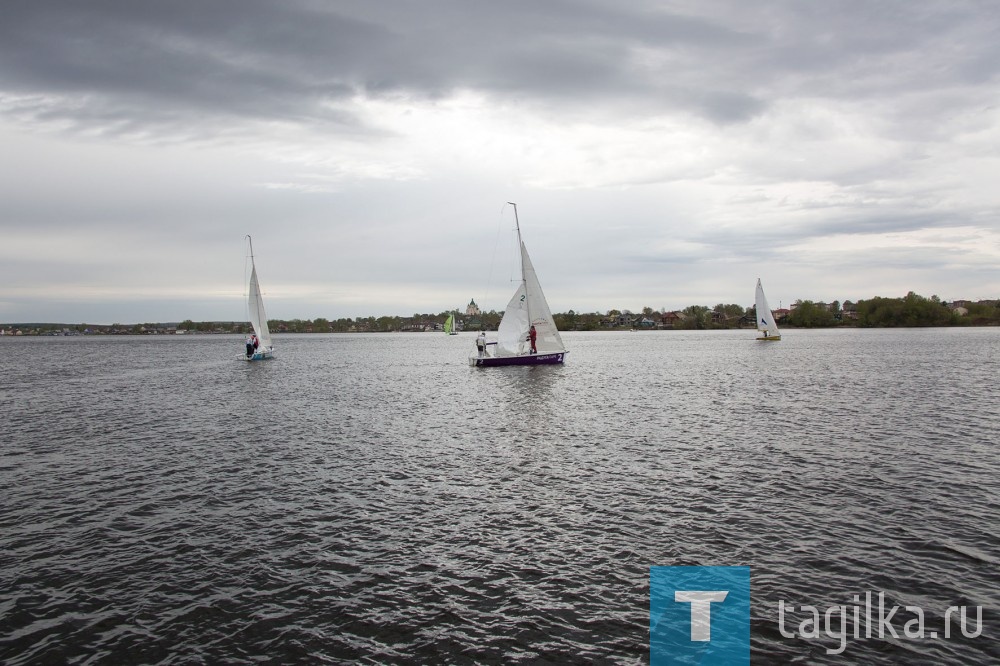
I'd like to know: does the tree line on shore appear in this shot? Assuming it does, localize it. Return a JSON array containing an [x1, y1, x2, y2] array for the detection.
[[192, 291, 1000, 332], [556, 293, 997, 330], [4, 292, 998, 336]]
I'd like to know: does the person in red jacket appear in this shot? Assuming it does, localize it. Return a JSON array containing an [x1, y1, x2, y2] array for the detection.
[[528, 325, 537, 354]]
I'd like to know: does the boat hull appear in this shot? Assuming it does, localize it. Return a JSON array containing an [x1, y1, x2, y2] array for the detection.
[[240, 350, 275, 361], [756, 335, 781, 341], [469, 351, 566, 367]]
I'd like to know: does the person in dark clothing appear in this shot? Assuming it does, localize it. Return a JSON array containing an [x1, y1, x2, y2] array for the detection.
[[245, 334, 255, 358]]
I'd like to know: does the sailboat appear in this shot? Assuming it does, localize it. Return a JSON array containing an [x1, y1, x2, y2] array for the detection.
[[470, 203, 567, 367], [444, 313, 458, 335], [242, 235, 275, 360], [755, 278, 781, 341]]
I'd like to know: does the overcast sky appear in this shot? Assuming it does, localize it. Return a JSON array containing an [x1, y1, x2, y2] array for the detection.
[[2, 0, 998, 323]]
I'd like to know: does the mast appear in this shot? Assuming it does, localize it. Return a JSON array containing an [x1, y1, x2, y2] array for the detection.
[[508, 202, 530, 327], [245, 235, 254, 326]]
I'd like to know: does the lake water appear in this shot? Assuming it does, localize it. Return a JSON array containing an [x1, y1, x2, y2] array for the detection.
[[1, 329, 998, 664]]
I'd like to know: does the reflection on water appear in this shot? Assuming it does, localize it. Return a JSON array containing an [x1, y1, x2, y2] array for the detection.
[[1, 329, 998, 663]]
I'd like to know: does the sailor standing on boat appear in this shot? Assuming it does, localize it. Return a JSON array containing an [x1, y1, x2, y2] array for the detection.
[[245, 334, 255, 358], [528, 325, 537, 354], [476, 331, 487, 358]]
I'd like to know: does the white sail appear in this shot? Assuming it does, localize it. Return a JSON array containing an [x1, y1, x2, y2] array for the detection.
[[248, 262, 273, 349], [494, 241, 564, 357], [496, 282, 529, 356], [520, 241, 564, 352], [755, 278, 779, 337], [473, 203, 566, 366]]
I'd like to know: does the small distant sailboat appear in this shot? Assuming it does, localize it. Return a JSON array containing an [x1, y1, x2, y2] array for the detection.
[[755, 278, 781, 341], [470, 203, 567, 367], [242, 235, 275, 361], [444, 313, 458, 335]]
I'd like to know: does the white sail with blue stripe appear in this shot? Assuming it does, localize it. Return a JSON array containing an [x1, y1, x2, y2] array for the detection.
[[755, 278, 781, 341]]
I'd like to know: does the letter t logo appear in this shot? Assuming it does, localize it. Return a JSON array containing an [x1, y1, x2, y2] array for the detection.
[[674, 591, 729, 641]]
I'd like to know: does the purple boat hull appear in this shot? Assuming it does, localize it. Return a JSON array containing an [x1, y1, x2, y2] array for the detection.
[[470, 351, 566, 367]]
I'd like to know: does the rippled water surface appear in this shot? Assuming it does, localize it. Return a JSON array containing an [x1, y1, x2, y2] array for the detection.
[[2, 329, 998, 663]]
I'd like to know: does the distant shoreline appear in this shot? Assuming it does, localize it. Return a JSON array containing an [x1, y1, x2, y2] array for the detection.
[[3, 292, 998, 335], [3, 323, 999, 337]]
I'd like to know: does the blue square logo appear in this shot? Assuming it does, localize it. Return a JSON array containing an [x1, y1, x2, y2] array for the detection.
[[650, 566, 750, 665]]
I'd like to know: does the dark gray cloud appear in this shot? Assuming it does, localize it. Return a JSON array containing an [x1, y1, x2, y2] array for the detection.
[[1, 2, 372, 134], [0, 0, 766, 133], [5, 0, 996, 141]]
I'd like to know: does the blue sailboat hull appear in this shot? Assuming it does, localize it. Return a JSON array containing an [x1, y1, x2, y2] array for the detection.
[[240, 349, 275, 361]]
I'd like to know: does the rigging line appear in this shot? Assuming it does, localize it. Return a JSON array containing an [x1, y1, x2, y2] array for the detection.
[[482, 204, 508, 316], [243, 237, 252, 323], [508, 218, 514, 286], [503, 203, 519, 287]]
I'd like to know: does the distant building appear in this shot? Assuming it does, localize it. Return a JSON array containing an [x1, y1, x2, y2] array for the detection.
[[661, 311, 687, 328], [466, 299, 481, 316]]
